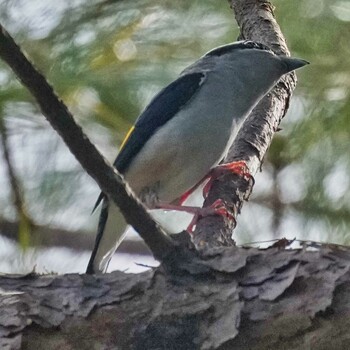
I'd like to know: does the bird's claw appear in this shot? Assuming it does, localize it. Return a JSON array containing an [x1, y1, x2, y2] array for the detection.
[[186, 199, 235, 234], [203, 161, 254, 198], [210, 199, 235, 221]]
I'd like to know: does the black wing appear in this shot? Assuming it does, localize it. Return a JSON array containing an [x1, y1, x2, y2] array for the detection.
[[114, 72, 205, 173]]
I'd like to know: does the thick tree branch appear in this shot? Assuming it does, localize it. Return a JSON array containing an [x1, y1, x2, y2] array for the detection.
[[1, 244, 350, 349], [193, 0, 298, 248], [0, 25, 175, 264]]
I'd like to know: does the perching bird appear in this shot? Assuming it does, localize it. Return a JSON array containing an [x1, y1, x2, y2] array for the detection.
[[87, 41, 308, 274]]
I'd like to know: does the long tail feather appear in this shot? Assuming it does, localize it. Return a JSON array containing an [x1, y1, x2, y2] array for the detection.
[[86, 199, 127, 273]]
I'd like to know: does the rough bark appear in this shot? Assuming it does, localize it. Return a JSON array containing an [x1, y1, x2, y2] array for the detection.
[[1, 244, 350, 350]]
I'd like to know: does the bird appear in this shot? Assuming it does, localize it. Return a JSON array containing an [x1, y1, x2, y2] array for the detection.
[[86, 40, 308, 274]]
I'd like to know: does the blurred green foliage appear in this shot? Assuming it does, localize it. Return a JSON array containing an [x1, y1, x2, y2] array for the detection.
[[0, 0, 349, 245]]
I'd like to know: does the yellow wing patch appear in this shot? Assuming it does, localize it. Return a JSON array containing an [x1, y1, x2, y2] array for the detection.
[[120, 125, 135, 151]]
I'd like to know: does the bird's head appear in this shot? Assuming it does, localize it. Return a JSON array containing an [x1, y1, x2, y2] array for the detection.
[[204, 40, 309, 77]]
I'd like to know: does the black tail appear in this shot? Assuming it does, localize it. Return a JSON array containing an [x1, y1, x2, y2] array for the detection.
[[86, 198, 109, 274]]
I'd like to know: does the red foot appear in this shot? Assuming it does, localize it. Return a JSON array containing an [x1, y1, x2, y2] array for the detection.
[[178, 162, 253, 204], [210, 199, 235, 220], [186, 199, 235, 233], [203, 161, 253, 198], [155, 200, 235, 234]]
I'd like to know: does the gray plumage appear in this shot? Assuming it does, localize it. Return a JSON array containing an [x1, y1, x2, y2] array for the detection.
[[87, 41, 308, 273]]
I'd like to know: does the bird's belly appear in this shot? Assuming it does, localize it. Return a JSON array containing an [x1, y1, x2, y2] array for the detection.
[[124, 95, 242, 206]]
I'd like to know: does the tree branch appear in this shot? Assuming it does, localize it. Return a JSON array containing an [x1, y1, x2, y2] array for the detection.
[[193, 0, 298, 248], [1, 244, 350, 349], [0, 25, 175, 264]]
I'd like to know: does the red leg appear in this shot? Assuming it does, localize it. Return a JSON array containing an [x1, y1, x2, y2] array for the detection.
[[156, 202, 201, 215], [186, 199, 235, 233], [203, 161, 253, 198], [156, 199, 235, 234], [178, 173, 211, 205]]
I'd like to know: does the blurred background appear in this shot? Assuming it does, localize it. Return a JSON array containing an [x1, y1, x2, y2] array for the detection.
[[0, 0, 349, 274]]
